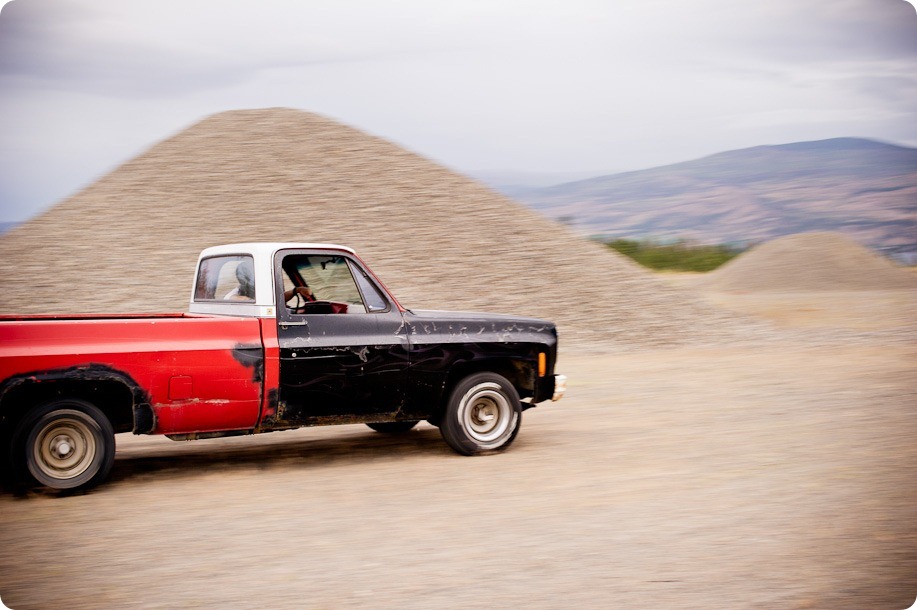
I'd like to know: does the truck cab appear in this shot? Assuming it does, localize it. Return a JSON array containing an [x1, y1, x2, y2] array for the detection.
[[191, 243, 416, 428]]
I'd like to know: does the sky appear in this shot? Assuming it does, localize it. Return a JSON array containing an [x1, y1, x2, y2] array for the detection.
[[1, 0, 916, 222]]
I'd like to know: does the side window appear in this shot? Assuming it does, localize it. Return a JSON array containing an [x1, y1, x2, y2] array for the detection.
[[349, 260, 389, 312], [282, 255, 367, 314], [194, 255, 255, 302]]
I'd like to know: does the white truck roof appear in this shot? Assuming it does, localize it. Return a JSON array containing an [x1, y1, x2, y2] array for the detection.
[[190, 242, 359, 317], [199, 242, 356, 259]]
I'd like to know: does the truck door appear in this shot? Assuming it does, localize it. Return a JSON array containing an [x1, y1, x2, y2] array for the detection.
[[273, 249, 409, 425]]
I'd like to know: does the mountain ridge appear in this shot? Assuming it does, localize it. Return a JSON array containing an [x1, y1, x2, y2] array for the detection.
[[501, 137, 917, 255]]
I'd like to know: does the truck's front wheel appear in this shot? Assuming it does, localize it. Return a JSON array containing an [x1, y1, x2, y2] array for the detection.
[[13, 399, 115, 492], [440, 372, 521, 455]]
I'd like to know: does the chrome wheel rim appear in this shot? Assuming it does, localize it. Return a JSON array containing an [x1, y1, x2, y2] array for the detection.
[[459, 382, 515, 448], [32, 413, 97, 481]]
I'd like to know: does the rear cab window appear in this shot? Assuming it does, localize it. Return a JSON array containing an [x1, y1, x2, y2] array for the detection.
[[194, 255, 256, 302]]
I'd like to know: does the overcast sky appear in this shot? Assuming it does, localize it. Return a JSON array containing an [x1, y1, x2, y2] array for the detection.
[[1, 0, 916, 222]]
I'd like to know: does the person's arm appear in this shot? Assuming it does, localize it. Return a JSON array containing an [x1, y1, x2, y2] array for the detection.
[[284, 286, 314, 302]]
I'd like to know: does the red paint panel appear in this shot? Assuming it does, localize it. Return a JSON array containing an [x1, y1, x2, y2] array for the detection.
[[0, 314, 264, 434], [258, 318, 280, 425], [169, 376, 193, 400]]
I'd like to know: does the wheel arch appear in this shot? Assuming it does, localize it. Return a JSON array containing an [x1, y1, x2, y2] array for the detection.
[[0, 365, 151, 436], [438, 356, 535, 414]]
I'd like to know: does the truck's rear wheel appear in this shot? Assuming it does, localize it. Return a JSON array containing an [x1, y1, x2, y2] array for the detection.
[[0, 425, 12, 486], [440, 372, 521, 455], [13, 399, 115, 491]]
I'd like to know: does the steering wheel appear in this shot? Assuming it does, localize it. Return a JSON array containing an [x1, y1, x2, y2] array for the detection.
[[289, 285, 325, 314]]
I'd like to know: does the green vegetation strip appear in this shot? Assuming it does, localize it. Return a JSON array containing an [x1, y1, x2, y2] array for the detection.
[[603, 238, 744, 272]]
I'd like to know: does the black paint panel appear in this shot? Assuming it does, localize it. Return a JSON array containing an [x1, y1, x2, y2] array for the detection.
[[274, 249, 410, 426], [276, 311, 410, 422]]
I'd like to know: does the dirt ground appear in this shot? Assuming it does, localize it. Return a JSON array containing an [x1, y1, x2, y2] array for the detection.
[[1, 289, 915, 609]]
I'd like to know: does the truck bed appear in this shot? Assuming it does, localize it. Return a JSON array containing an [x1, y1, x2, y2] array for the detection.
[[0, 314, 268, 435]]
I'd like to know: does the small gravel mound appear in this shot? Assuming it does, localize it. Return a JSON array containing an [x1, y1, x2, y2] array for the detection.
[[697, 232, 917, 292]]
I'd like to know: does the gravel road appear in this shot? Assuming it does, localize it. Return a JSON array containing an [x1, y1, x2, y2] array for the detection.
[[1, 291, 915, 610]]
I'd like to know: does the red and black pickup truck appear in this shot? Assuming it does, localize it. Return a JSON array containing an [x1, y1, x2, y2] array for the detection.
[[0, 243, 566, 491]]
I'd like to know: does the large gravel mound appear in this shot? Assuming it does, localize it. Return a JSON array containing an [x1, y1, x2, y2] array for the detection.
[[0, 108, 769, 347], [697, 231, 917, 292]]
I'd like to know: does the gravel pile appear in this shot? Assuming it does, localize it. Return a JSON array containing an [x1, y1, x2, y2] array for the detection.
[[0, 108, 773, 348], [697, 231, 917, 292]]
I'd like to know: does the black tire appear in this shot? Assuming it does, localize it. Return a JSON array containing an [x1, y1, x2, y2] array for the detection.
[[366, 420, 420, 433], [440, 372, 521, 455], [0, 424, 13, 487], [12, 399, 115, 492]]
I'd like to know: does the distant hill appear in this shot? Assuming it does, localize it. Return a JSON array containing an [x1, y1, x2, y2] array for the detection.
[[506, 138, 917, 257]]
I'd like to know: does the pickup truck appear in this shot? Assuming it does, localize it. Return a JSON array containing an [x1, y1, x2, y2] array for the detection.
[[0, 243, 565, 492]]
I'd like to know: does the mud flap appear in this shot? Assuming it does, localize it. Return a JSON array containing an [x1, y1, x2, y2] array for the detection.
[[133, 403, 156, 434]]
